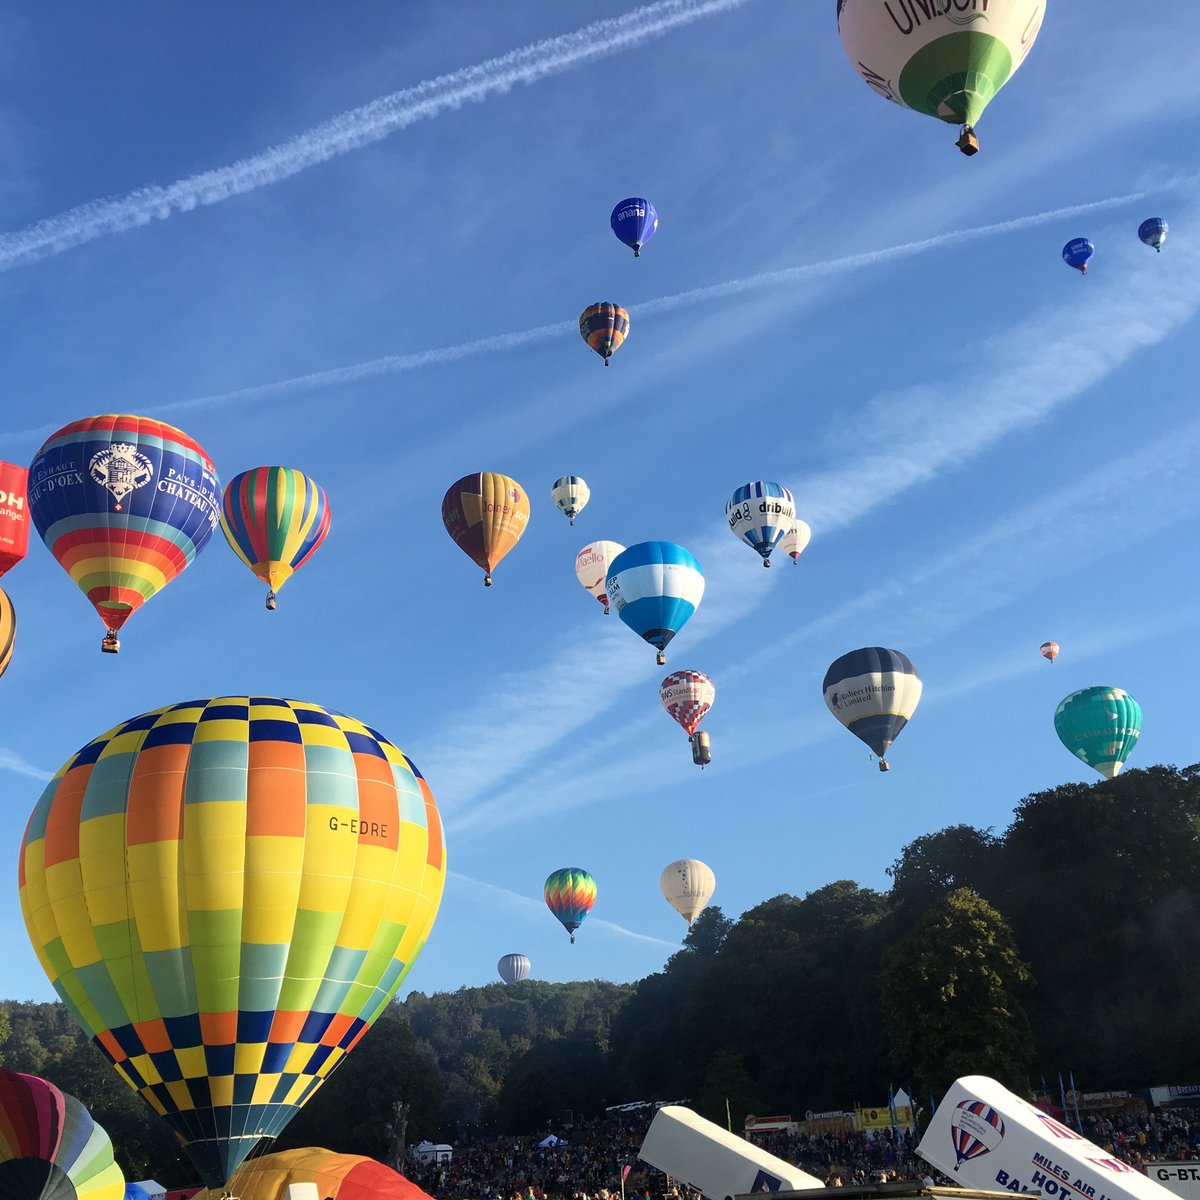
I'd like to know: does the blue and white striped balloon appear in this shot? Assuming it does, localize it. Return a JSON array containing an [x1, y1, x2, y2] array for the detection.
[[726, 481, 796, 566], [605, 541, 704, 665]]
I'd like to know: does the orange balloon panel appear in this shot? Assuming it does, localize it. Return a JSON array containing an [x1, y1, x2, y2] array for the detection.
[[441, 473, 530, 581], [203, 1148, 434, 1200]]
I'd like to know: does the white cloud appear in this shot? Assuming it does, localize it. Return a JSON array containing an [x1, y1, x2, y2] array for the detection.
[[0, 748, 52, 782]]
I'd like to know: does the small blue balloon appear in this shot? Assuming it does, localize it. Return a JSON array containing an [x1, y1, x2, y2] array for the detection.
[[1063, 238, 1094, 274], [1138, 218, 1168, 252], [611, 197, 659, 258]]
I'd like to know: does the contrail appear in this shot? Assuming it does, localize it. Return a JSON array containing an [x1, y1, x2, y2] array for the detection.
[[154, 180, 1192, 416], [0, 0, 751, 274]]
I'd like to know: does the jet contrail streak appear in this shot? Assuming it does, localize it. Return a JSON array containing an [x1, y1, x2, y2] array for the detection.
[[0, 0, 751, 273]]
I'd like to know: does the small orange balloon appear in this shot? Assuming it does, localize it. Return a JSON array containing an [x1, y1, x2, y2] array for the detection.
[[1040, 641, 1060, 663]]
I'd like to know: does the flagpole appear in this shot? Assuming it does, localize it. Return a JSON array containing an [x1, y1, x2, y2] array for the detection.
[[1069, 1071, 1083, 1131]]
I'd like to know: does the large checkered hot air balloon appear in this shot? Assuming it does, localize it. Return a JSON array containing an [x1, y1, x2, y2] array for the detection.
[[220, 467, 331, 611], [660, 670, 715, 767], [18, 697, 447, 1190], [544, 868, 596, 944], [442, 472, 530, 586], [837, 0, 1046, 155], [0, 1068, 125, 1200], [27, 415, 221, 653], [1054, 686, 1142, 779]]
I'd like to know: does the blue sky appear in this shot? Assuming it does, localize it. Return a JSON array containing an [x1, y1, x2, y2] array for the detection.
[[1, 0, 1198, 1003]]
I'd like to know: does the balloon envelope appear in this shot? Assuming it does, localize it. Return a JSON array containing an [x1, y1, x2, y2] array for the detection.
[[0, 461, 30, 578], [497, 954, 531, 985], [837, 0, 1045, 130], [18, 697, 447, 1189], [1040, 641, 1059, 663], [575, 542, 625, 613], [659, 859, 716, 927], [1054, 686, 1142, 779], [579, 303, 630, 364], [660, 671, 715, 737], [726, 482, 796, 565], [780, 520, 812, 564], [1063, 238, 1094, 273], [441, 473, 530, 583], [1138, 217, 1168, 251], [544, 868, 596, 941], [551, 477, 590, 524], [27, 415, 220, 642], [605, 542, 705, 661], [610, 197, 659, 256], [823, 647, 923, 767], [220, 467, 331, 600], [0, 586, 13, 680], [0, 1068, 125, 1200], [203, 1148, 434, 1200]]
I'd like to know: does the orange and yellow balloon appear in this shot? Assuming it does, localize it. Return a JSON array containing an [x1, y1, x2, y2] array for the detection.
[[220, 467, 331, 610], [0, 586, 13, 679], [441, 472, 530, 585], [204, 1148, 433, 1200], [19, 697, 447, 1190]]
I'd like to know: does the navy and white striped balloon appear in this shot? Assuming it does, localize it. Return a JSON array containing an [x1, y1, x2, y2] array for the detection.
[[823, 647, 922, 771], [726, 481, 795, 567]]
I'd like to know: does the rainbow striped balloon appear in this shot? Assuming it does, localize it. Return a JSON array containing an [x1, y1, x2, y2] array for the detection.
[[19, 697, 447, 1189], [220, 467, 331, 609], [544, 867, 597, 944], [0, 1068, 126, 1200], [27, 415, 221, 651]]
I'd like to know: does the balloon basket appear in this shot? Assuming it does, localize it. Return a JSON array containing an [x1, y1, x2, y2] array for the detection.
[[956, 126, 980, 156], [656, 652, 666, 666], [101, 632, 120, 654], [266, 591, 277, 611], [484, 574, 493, 587]]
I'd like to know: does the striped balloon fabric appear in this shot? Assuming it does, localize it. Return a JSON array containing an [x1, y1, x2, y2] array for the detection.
[[0, 586, 13, 679], [497, 953, 531, 984], [26, 415, 221, 650], [19, 697, 447, 1189], [550, 476, 590, 525], [544, 868, 597, 944], [220, 467, 331, 609], [1054, 686, 1142, 779], [822, 647, 923, 771], [605, 542, 705, 665], [441, 472, 530, 585], [0, 1068, 126, 1200], [726, 481, 796, 566], [579, 302, 630, 365]]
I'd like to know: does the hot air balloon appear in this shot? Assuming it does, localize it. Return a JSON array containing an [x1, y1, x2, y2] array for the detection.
[[1053, 686, 1142, 779], [837, 0, 1046, 155], [659, 859, 715, 928], [575, 541, 625, 615], [579, 303, 629, 365], [220, 467, 331, 611], [441, 472, 530, 585], [726, 481, 796, 567], [1040, 641, 1059, 663], [1139, 217, 1168, 252], [0, 461, 29, 578], [544, 868, 596, 944], [0, 1069, 126, 1200], [780, 520, 812, 565], [551, 476, 590, 525], [1063, 238, 1094, 275], [0, 587, 13, 680], [950, 1100, 1006, 1168], [660, 670, 715, 767], [18, 697, 447, 1190], [203, 1148, 434, 1200], [606, 542, 705, 666], [27, 415, 221, 653], [497, 954, 531, 985], [610, 197, 659, 257], [823, 647, 922, 772]]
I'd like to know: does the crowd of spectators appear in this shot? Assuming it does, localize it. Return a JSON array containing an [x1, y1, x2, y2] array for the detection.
[[405, 1104, 1200, 1200]]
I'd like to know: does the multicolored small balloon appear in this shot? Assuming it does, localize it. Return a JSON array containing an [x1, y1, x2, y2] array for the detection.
[[579, 303, 630, 365], [544, 867, 596, 944], [660, 670, 715, 738], [1040, 641, 1059, 663]]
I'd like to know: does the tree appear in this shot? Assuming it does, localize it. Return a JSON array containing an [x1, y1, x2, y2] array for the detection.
[[881, 888, 1034, 1092], [887, 825, 999, 929]]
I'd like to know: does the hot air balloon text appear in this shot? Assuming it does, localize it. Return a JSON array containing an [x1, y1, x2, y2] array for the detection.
[[881, 0, 996, 39], [327, 816, 392, 841]]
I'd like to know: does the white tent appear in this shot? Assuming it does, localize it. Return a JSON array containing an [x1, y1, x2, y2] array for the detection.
[[538, 1134, 564, 1148]]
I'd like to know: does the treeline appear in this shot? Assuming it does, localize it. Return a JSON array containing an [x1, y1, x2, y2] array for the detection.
[[3, 765, 1197, 1184]]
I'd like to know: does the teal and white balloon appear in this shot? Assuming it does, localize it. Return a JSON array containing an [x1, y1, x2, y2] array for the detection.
[[1054, 687, 1142, 779], [726, 482, 795, 568], [837, 0, 1047, 154], [552, 476, 590, 525]]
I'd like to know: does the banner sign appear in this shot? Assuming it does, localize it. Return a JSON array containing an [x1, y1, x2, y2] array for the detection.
[[0, 462, 29, 577], [1145, 1164, 1200, 1200], [918, 1076, 1177, 1200], [858, 1105, 915, 1130]]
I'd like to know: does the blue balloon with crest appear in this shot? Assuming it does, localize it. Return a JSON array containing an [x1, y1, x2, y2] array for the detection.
[[610, 197, 659, 258], [1062, 238, 1094, 275]]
